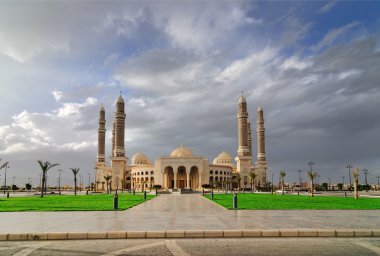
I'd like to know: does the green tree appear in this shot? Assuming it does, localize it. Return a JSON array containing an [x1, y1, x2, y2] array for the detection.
[[104, 175, 112, 194], [152, 184, 162, 195], [307, 171, 317, 197], [70, 168, 80, 195], [26, 183, 32, 190], [37, 161, 60, 198], [337, 183, 343, 191], [248, 171, 257, 193], [279, 170, 286, 195], [321, 183, 328, 191], [353, 168, 360, 199]]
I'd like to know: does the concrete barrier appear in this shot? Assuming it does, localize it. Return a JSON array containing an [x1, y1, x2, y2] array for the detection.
[[1, 229, 379, 240]]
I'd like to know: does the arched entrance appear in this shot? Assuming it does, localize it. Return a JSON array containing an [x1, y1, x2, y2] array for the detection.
[[177, 166, 187, 189], [190, 166, 199, 189], [164, 166, 174, 189]]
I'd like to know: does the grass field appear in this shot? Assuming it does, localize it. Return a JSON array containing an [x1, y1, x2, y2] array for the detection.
[[0, 193, 155, 212], [204, 193, 380, 210]]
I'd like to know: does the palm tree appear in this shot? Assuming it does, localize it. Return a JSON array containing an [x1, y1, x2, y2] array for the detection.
[[279, 170, 286, 195], [70, 168, 80, 195], [236, 174, 241, 192], [104, 175, 112, 194], [37, 160, 60, 198], [307, 171, 316, 197], [353, 168, 360, 199], [248, 171, 257, 193]]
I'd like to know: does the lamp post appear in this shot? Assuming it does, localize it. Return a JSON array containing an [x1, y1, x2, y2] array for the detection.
[[94, 166, 98, 192], [58, 169, 62, 195], [308, 161, 314, 172], [271, 173, 274, 194], [346, 165, 353, 191], [88, 172, 90, 189], [342, 176, 345, 188], [297, 169, 302, 188], [362, 169, 369, 192], [377, 176, 380, 190], [328, 177, 331, 190], [3, 163, 9, 194]]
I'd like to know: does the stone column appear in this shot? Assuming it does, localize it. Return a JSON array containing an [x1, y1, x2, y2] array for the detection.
[[97, 105, 106, 162], [257, 106, 266, 161], [174, 171, 178, 189], [187, 173, 190, 189]]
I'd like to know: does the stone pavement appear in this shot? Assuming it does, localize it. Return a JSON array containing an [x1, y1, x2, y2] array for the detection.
[[1, 238, 380, 256], [0, 193, 379, 233]]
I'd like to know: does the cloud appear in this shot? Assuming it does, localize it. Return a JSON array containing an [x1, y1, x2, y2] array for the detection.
[[318, 1, 336, 14], [311, 21, 361, 51], [52, 90, 63, 102]]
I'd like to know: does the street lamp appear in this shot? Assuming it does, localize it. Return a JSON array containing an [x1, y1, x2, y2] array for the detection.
[[308, 161, 314, 172], [88, 172, 90, 189], [3, 163, 9, 194], [376, 176, 380, 190], [271, 173, 274, 194], [346, 165, 353, 191], [58, 169, 62, 195], [362, 169, 369, 192], [328, 177, 331, 190], [342, 176, 345, 190], [297, 169, 302, 188]]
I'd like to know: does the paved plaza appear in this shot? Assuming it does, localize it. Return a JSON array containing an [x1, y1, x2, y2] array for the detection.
[[1, 238, 380, 256], [0, 193, 379, 233]]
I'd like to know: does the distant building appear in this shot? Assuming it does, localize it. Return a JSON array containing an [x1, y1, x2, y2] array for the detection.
[[95, 94, 268, 191]]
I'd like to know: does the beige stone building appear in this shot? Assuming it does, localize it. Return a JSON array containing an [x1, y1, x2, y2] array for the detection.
[[95, 94, 267, 192]]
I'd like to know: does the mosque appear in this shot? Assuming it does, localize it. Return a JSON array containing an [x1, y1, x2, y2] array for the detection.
[[95, 94, 267, 192]]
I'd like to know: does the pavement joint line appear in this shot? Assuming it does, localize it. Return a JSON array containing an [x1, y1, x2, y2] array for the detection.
[[100, 241, 165, 256], [355, 241, 380, 255], [11, 242, 50, 256], [0, 229, 379, 240], [165, 240, 191, 256]]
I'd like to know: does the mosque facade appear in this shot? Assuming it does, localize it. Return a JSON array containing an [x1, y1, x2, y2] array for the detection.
[[95, 94, 267, 192]]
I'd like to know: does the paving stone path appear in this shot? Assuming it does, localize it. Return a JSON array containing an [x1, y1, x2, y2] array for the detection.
[[0, 193, 379, 233]]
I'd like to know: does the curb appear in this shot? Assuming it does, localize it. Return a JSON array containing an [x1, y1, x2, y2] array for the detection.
[[1, 229, 379, 241]]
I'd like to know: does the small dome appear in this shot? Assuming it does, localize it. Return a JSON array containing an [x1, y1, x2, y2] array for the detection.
[[170, 145, 193, 157], [131, 152, 151, 165], [214, 151, 233, 165], [238, 95, 246, 104], [117, 95, 124, 103]]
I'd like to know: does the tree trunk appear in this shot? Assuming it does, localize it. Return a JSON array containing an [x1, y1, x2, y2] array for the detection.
[[41, 172, 45, 198], [282, 179, 284, 195], [311, 181, 314, 197], [354, 180, 358, 199], [74, 176, 77, 196]]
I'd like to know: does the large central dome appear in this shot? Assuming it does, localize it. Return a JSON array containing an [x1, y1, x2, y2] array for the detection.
[[170, 144, 193, 157]]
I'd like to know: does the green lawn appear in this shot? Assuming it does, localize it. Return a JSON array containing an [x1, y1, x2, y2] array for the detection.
[[0, 193, 155, 212], [204, 193, 380, 210]]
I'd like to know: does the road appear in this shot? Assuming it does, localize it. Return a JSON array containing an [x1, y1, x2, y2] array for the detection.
[[1, 238, 380, 256]]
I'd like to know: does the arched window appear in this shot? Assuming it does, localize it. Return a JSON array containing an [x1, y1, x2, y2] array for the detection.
[[150, 171, 154, 175], [215, 171, 218, 175], [145, 171, 148, 175], [210, 170, 213, 174]]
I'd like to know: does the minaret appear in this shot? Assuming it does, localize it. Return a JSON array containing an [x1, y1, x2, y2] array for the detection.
[[112, 121, 115, 156], [97, 104, 106, 163], [255, 105, 267, 185], [114, 94, 126, 157], [235, 93, 252, 176], [247, 119, 252, 157], [111, 93, 128, 192], [257, 105, 266, 161], [237, 93, 249, 157]]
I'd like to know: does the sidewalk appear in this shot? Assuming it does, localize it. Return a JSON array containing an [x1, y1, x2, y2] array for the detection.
[[0, 193, 379, 234]]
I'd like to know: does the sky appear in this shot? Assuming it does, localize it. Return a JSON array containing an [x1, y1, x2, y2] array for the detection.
[[0, 1, 379, 188]]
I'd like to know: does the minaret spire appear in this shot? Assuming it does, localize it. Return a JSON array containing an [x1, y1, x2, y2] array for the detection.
[[114, 94, 126, 157], [257, 105, 266, 161], [97, 104, 106, 163], [237, 93, 249, 156]]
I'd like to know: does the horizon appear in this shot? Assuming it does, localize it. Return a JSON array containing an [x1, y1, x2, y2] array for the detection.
[[0, 1, 379, 187]]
